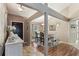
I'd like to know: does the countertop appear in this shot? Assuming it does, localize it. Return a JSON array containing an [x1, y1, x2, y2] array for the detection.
[[5, 34, 24, 45]]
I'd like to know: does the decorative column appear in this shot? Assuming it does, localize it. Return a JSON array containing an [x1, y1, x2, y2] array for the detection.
[[44, 12, 48, 56]]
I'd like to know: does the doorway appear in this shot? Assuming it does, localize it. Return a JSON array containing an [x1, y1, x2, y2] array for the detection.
[[12, 22, 23, 39]]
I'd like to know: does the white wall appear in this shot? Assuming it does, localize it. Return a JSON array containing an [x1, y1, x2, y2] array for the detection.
[[0, 3, 7, 45], [48, 16, 69, 42], [31, 15, 69, 42]]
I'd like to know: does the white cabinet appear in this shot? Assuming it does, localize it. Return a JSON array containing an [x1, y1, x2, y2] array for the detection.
[[5, 34, 24, 56]]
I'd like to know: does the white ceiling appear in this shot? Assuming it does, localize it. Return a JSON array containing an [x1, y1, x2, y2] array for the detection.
[[32, 3, 79, 23], [6, 3, 37, 18], [31, 15, 54, 23], [48, 3, 70, 13], [31, 15, 44, 23], [6, 3, 79, 23], [6, 3, 70, 18], [68, 3, 79, 18]]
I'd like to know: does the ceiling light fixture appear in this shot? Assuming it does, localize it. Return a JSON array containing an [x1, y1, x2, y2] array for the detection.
[[56, 23, 60, 27], [41, 23, 44, 26], [17, 4, 23, 11]]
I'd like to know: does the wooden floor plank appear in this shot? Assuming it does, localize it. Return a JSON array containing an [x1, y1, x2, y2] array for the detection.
[[37, 43, 79, 56]]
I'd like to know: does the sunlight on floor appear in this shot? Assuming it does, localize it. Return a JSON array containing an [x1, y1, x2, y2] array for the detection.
[[23, 46, 44, 56]]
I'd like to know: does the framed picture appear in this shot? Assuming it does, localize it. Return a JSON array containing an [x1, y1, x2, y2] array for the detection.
[[49, 25, 56, 31]]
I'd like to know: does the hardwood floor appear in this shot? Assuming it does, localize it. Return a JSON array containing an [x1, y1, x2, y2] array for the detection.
[[23, 45, 44, 56], [37, 43, 79, 56]]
